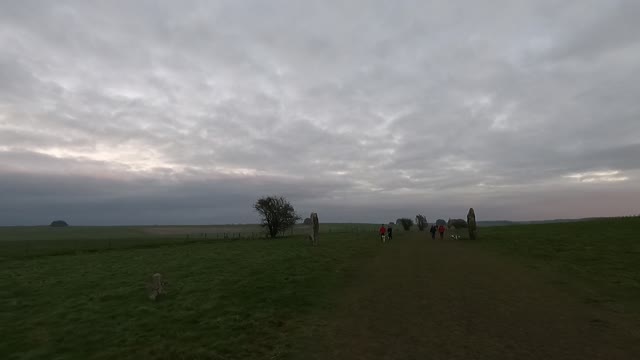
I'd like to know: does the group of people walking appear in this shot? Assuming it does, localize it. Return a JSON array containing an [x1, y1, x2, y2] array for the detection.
[[430, 224, 446, 239], [378, 223, 446, 242], [378, 224, 393, 242]]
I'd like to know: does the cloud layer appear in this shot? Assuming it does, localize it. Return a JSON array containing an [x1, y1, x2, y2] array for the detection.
[[1, 1, 639, 225]]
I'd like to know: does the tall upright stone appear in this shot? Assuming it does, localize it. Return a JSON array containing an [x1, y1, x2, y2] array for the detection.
[[148, 273, 166, 301], [309, 212, 320, 246], [467, 208, 477, 240]]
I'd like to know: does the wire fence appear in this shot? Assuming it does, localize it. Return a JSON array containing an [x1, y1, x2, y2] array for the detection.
[[0, 224, 386, 260]]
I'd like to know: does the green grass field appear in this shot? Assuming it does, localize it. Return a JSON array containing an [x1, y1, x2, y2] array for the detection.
[[0, 223, 380, 260], [0, 230, 381, 359], [475, 217, 640, 318], [1, 218, 639, 359]]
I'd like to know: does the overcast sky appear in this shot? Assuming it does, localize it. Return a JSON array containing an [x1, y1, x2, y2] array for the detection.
[[1, 0, 639, 225]]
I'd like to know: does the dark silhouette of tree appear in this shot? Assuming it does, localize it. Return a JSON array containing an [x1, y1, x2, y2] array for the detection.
[[254, 196, 300, 238], [415, 215, 428, 231], [399, 218, 414, 231], [448, 218, 468, 229]]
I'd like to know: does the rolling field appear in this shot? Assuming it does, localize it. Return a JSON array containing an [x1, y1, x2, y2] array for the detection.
[[476, 217, 640, 319], [1, 218, 639, 359], [0, 223, 380, 260], [0, 230, 380, 359]]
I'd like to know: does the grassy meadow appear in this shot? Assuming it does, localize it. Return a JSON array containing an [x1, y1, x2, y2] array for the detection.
[[0, 223, 380, 260], [474, 217, 640, 318], [1, 218, 639, 359], [0, 229, 381, 359]]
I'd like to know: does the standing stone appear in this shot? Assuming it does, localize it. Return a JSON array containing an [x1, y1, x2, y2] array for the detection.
[[309, 212, 320, 246], [148, 273, 166, 301], [467, 208, 477, 240]]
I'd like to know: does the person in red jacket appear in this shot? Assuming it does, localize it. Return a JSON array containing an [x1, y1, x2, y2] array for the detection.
[[438, 225, 446, 239], [379, 224, 387, 243]]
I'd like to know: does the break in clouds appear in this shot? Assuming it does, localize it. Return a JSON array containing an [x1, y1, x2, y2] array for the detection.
[[1, 0, 639, 225]]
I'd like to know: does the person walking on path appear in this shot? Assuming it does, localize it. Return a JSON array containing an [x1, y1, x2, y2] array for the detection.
[[386, 225, 393, 241], [438, 225, 446, 239], [379, 224, 387, 243], [430, 225, 437, 239]]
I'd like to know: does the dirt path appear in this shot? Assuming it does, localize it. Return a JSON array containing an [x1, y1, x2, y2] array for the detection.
[[299, 232, 640, 359]]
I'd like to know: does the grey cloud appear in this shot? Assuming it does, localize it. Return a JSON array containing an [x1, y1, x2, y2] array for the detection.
[[1, 0, 639, 225], [547, 1, 640, 61]]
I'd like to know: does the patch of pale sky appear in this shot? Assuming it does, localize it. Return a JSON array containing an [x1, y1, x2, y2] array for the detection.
[[564, 170, 630, 183], [34, 146, 176, 173]]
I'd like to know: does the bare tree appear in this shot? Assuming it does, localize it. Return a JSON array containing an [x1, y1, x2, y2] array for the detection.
[[415, 214, 428, 231], [254, 196, 300, 238]]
